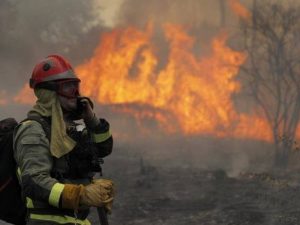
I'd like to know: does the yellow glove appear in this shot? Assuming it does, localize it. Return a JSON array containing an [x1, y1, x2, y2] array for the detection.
[[60, 180, 115, 210], [80, 179, 114, 208], [92, 179, 115, 213], [61, 184, 84, 209]]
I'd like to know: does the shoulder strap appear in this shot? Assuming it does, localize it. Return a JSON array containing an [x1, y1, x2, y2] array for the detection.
[[21, 116, 51, 141]]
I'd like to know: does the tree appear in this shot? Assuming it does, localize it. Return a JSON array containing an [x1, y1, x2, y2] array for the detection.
[[240, 1, 300, 168]]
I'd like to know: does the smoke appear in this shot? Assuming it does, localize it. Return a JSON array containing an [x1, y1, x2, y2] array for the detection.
[[96, 104, 274, 176], [0, 0, 114, 119], [0, 0, 106, 94], [117, 0, 237, 28]]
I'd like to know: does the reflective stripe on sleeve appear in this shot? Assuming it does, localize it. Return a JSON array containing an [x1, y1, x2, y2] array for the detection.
[[17, 167, 21, 177], [92, 130, 111, 143], [49, 183, 65, 208], [30, 213, 91, 225]]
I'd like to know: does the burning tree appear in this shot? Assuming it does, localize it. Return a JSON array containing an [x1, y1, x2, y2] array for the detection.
[[240, 1, 300, 168]]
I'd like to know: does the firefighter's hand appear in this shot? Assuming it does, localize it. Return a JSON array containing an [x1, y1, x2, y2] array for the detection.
[[78, 96, 94, 122], [80, 179, 114, 208], [92, 179, 115, 213]]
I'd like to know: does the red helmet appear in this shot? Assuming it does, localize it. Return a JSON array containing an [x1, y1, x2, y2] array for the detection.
[[29, 55, 81, 98], [30, 54, 80, 88]]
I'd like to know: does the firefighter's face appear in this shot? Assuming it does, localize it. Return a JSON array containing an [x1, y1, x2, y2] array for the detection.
[[57, 80, 79, 112], [56, 80, 80, 98], [58, 94, 77, 112]]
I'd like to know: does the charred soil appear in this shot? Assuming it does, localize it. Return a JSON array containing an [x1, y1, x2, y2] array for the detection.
[[88, 150, 300, 225]]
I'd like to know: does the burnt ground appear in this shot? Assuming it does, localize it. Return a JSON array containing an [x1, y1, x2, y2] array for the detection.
[[90, 166, 300, 225], [87, 144, 300, 225]]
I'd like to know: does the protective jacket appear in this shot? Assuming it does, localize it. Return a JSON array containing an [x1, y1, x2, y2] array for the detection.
[[13, 112, 113, 225]]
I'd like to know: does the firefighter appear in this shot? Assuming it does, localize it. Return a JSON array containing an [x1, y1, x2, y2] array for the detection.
[[13, 55, 114, 225]]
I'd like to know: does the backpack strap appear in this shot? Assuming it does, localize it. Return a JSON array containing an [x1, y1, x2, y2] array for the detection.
[[0, 118, 18, 135], [21, 115, 51, 141], [0, 177, 13, 192]]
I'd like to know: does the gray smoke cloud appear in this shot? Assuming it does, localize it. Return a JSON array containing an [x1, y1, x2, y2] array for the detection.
[[0, 0, 106, 94], [116, 0, 298, 31], [117, 0, 236, 28]]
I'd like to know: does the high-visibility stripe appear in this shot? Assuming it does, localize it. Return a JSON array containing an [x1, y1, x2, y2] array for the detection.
[[92, 130, 111, 143], [17, 167, 21, 177], [26, 197, 34, 208], [21, 120, 32, 126], [49, 183, 65, 208], [30, 213, 90, 225]]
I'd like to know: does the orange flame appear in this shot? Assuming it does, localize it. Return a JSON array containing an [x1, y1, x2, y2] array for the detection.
[[0, 90, 8, 105], [228, 0, 251, 20], [13, 22, 272, 141], [75, 23, 271, 141], [14, 85, 35, 105]]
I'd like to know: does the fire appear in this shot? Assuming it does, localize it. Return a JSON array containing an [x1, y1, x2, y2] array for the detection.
[[12, 19, 272, 141], [76, 23, 271, 141], [228, 0, 251, 20], [14, 85, 35, 105], [0, 90, 8, 105]]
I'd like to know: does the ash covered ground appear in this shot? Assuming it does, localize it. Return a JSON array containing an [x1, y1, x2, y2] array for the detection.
[[87, 138, 300, 225], [102, 166, 300, 225]]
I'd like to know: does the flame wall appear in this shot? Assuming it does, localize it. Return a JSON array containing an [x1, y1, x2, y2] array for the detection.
[[10, 0, 273, 142], [75, 23, 271, 141]]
